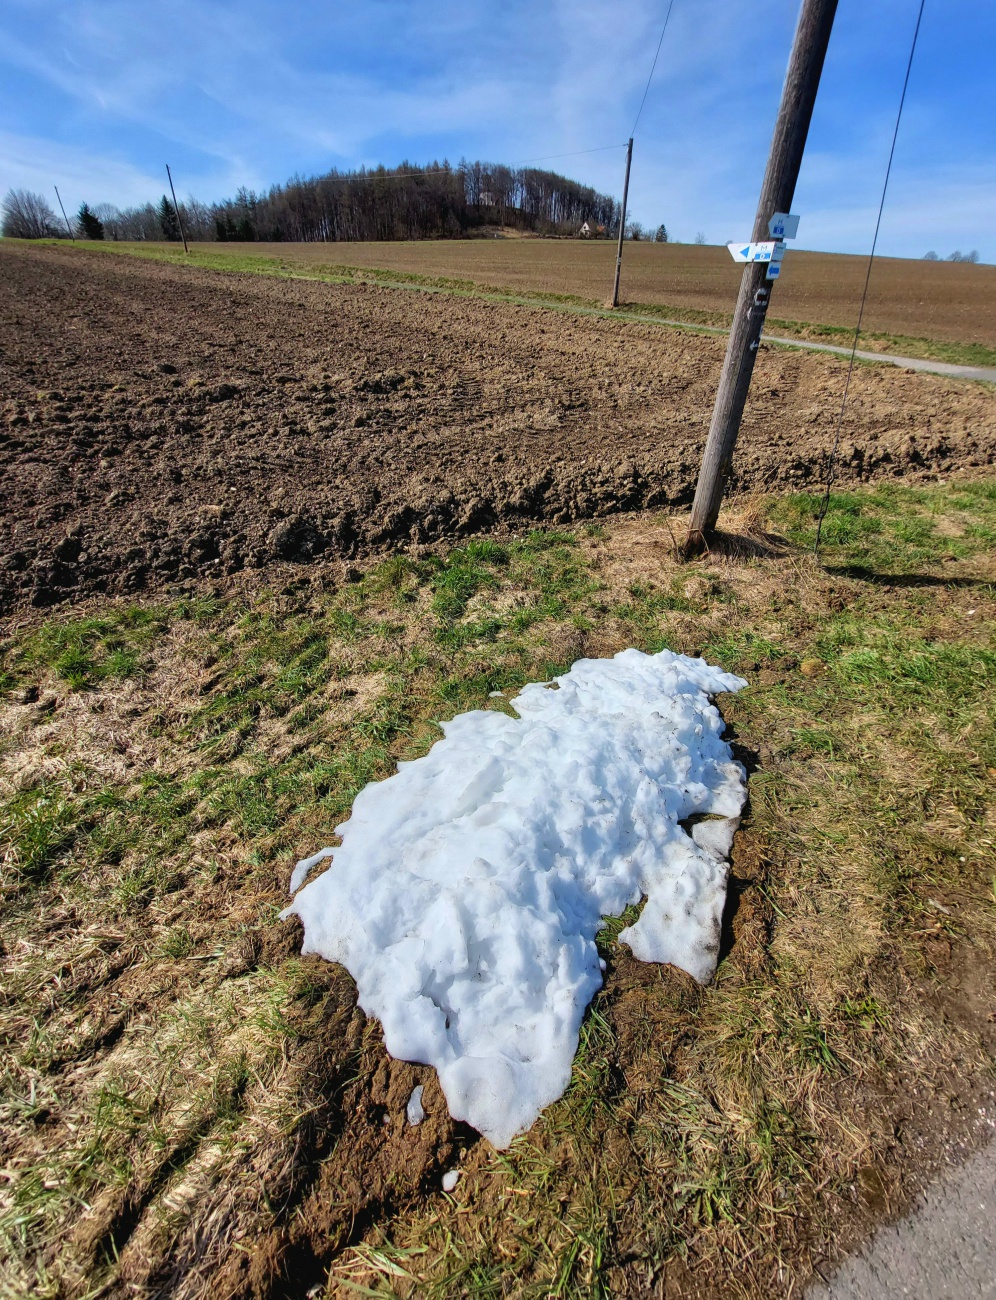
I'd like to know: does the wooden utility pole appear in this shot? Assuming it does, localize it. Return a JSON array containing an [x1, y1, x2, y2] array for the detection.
[[610, 138, 634, 308], [166, 164, 189, 254], [685, 0, 838, 551], [54, 186, 75, 241]]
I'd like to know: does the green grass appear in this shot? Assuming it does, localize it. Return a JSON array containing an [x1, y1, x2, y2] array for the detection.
[[1, 480, 995, 1297], [0, 604, 171, 692]]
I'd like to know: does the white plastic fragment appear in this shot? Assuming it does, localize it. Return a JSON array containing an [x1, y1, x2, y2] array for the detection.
[[407, 1084, 425, 1126], [442, 1170, 460, 1192], [282, 648, 747, 1149]]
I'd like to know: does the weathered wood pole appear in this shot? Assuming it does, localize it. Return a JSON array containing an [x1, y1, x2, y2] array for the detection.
[[166, 164, 189, 254], [610, 137, 634, 308], [685, 0, 838, 551], [54, 186, 75, 241]]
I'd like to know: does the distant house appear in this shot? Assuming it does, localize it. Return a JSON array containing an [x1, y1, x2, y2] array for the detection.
[[579, 221, 592, 238]]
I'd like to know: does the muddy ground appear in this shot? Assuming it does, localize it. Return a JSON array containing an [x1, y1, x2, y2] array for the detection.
[[1, 241, 995, 613]]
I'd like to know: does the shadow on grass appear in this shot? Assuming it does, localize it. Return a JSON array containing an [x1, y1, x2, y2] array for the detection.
[[826, 565, 995, 589]]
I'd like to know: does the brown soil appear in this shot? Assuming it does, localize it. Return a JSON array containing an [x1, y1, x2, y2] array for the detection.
[[2, 242, 995, 614], [223, 238, 996, 346]]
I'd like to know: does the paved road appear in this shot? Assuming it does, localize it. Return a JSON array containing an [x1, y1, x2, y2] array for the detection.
[[763, 334, 996, 385], [808, 1140, 996, 1299], [610, 306, 996, 384]]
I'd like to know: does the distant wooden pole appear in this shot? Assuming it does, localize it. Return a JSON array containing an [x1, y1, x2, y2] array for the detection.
[[54, 186, 75, 241], [610, 138, 634, 308], [684, 0, 838, 552], [166, 163, 189, 254]]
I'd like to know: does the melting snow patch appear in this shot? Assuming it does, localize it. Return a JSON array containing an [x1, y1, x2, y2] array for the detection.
[[281, 648, 747, 1149], [441, 1170, 460, 1192]]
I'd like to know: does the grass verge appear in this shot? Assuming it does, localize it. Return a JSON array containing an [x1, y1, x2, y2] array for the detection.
[[1, 482, 994, 1298]]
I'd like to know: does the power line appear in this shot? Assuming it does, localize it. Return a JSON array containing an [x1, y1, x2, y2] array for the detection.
[[813, 0, 927, 556], [514, 144, 629, 166], [631, 0, 677, 137]]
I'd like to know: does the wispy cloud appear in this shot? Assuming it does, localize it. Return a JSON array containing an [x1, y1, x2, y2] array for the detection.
[[0, 130, 166, 209], [0, 0, 992, 261]]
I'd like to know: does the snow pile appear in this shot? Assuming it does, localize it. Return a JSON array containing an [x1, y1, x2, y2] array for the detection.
[[282, 648, 747, 1149]]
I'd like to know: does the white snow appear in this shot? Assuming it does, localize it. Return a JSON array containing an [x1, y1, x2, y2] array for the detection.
[[407, 1084, 425, 1126], [289, 846, 334, 895], [281, 648, 747, 1150], [441, 1170, 460, 1192]]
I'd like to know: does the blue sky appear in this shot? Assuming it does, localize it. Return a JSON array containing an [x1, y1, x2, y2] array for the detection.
[[1, 0, 992, 260]]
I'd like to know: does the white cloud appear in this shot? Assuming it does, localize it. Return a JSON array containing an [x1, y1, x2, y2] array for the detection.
[[0, 130, 166, 209]]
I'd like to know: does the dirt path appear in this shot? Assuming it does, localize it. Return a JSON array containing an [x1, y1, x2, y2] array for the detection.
[[2, 242, 995, 612], [809, 1139, 996, 1298]]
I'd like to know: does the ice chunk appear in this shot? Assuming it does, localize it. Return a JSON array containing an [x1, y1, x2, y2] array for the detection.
[[282, 648, 747, 1149], [407, 1084, 425, 1126], [442, 1170, 460, 1192], [289, 847, 335, 895], [691, 815, 740, 862]]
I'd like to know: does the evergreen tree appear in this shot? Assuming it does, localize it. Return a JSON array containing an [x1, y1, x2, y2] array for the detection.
[[77, 202, 105, 240], [655, 224, 668, 243], [158, 195, 180, 241]]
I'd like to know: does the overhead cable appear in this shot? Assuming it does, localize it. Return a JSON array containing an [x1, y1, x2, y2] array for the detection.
[[631, 0, 677, 137], [814, 0, 927, 556]]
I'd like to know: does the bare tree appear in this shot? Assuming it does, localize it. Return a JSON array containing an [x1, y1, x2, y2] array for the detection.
[[70, 159, 619, 247], [2, 188, 61, 239], [91, 203, 122, 239], [923, 250, 939, 260], [694, 231, 706, 245]]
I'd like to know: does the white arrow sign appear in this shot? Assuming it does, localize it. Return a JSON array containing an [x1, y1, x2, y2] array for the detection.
[[728, 240, 779, 263], [768, 212, 800, 240]]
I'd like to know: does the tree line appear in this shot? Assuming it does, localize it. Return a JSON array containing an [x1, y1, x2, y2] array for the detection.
[[923, 249, 980, 263], [2, 159, 620, 244]]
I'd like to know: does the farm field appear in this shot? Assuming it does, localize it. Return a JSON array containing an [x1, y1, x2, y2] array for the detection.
[[81, 236, 996, 365], [1, 240, 995, 1299], [2, 241, 995, 613], [248, 237, 996, 344]]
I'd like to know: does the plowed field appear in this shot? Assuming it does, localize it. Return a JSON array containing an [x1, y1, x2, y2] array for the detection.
[[2, 241, 995, 611], [214, 237, 996, 346]]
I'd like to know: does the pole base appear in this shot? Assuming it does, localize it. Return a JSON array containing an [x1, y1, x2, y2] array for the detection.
[[681, 528, 710, 559]]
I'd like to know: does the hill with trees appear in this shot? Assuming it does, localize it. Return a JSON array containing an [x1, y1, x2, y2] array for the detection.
[[3, 160, 619, 244]]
